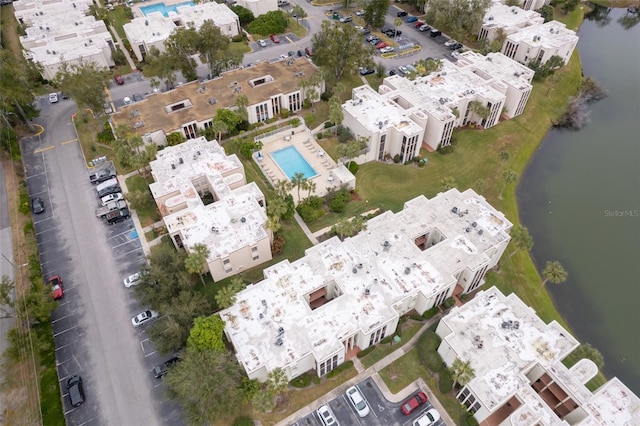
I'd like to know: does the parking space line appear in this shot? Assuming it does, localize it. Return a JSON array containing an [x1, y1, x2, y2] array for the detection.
[[55, 341, 77, 352], [52, 313, 74, 324], [111, 239, 139, 249], [78, 417, 98, 426], [53, 325, 79, 337], [61, 138, 78, 145], [34, 145, 55, 154], [114, 247, 144, 260], [26, 172, 47, 179], [145, 350, 157, 357]]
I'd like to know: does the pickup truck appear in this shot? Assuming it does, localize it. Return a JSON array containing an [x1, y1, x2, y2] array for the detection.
[[105, 207, 130, 225], [89, 168, 116, 184], [96, 200, 128, 218]]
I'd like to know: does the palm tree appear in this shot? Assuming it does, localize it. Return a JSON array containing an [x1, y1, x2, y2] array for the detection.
[[393, 17, 403, 39], [291, 172, 305, 202], [507, 224, 533, 260], [265, 215, 282, 236], [267, 197, 288, 220], [235, 94, 249, 121], [210, 119, 228, 142], [306, 180, 317, 198], [499, 170, 518, 199], [215, 277, 245, 309], [495, 150, 510, 178], [450, 358, 475, 390], [440, 176, 457, 191], [267, 367, 289, 404], [539, 260, 567, 293], [184, 243, 210, 286], [273, 179, 293, 199]]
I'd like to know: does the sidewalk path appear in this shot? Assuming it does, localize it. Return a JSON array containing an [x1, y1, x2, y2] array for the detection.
[[275, 314, 456, 426], [108, 24, 137, 71]]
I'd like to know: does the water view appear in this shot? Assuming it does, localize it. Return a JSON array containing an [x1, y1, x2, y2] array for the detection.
[[518, 6, 640, 393]]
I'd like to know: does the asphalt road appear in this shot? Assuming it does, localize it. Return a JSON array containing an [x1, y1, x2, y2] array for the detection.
[[21, 97, 183, 425], [292, 377, 447, 426]]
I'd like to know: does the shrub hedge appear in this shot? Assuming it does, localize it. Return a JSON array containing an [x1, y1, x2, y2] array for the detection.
[[439, 365, 453, 393], [289, 372, 312, 388], [326, 360, 353, 378]]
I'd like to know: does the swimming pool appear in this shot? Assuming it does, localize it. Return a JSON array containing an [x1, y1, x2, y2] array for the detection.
[[140, 1, 193, 17], [270, 146, 318, 180]]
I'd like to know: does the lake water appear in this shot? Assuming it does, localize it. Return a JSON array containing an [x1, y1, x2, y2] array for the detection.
[[517, 6, 640, 394]]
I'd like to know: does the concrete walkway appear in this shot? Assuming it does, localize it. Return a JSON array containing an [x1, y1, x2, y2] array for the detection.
[[275, 315, 456, 426], [108, 24, 137, 71]]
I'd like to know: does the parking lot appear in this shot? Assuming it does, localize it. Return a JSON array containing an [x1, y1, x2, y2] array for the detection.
[[22, 98, 184, 425], [292, 377, 447, 426]]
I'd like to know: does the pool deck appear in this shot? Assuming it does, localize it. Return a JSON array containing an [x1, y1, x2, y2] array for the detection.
[[132, 0, 188, 18], [254, 126, 341, 205]]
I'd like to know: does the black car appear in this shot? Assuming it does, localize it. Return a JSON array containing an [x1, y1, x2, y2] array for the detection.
[[397, 11, 408, 17], [361, 28, 371, 35], [132, 93, 144, 102], [67, 375, 85, 407], [430, 29, 442, 37], [449, 42, 463, 50], [288, 50, 295, 57], [359, 67, 375, 76], [153, 356, 180, 378], [31, 197, 45, 214], [368, 38, 381, 46], [297, 49, 304, 57], [388, 69, 397, 76], [98, 185, 122, 198]]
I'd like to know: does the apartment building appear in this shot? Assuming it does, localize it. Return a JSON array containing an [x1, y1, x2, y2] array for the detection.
[[514, 0, 549, 11], [221, 188, 513, 381], [478, 3, 544, 43], [343, 52, 532, 154], [436, 286, 640, 425], [502, 20, 579, 66], [124, 2, 240, 62], [110, 58, 324, 145], [13, 0, 115, 80], [148, 137, 272, 282], [234, 0, 278, 17]]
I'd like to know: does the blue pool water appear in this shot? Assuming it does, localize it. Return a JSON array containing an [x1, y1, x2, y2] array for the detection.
[[270, 146, 317, 180], [140, 1, 193, 17]]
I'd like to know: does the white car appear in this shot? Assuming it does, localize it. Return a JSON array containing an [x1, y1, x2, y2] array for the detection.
[[379, 46, 395, 54], [49, 93, 59, 103], [279, 54, 287, 60], [131, 310, 158, 327], [316, 405, 338, 425], [257, 39, 267, 47], [101, 192, 123, 206], [123, 272, 141, 288], [355, 9, 365, 16], [444, 39, 458, 47], [123, 96, 133, 105], [346, 385, 370, 417], [413, 408, 441, 426]]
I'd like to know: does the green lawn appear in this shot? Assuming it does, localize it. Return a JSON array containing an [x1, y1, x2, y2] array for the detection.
[[72, 112, 115, 165], [360, 321, 424, 368], [106, 5, 133, 40], [125, 175, 161, 226]]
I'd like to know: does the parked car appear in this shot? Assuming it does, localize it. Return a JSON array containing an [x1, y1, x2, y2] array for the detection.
[[346, 385, 370, 417], [123, 96, 133, 105], [279, 54, 288, 60], [48, 276, 64, 300], [397, 10, 408, 17], [316, 405, 338, 425], [257, 39, 267, 47], [131, 310, 159, 327], [406, 15, 418, 23], [376, 42, 388, 49], [48, 93, 58, 103], [297, 49, 305, 57], [288, 50, 296, 57], [355, 9, 365, 16], [379, 46, 395, 54], [359, 67, 375, 75], [366, 35, 380, 43], [361, 27, 371, 35], [152, 356, 180, 378], [449, 42, 463, 50], [123, 272, 141, 288], [419, 24, 431, 32], [67, 375, 85, 407], [105, 207, 130, 225], [339, 16, 352, 23], [444, 39, 458, 47], [414, 20, 425, 28], [413, 408, 441, 426], [114, 75, 124, 85], [305, 47, 313, 57], [31, 197, 45, 214], [401, 391, 428, 415], [388, 69, 397, 76], [98, 185, 122, 198], [270, 34, 280, 43], [430, 29, 442, 37], [100, 192, 123, 206], [89, 167, 116, 184], [132, 93, 143, 102]]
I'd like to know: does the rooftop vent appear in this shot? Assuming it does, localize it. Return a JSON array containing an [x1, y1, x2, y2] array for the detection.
[[145, 20, 149, 26], [240, 217, 246, 223], [275, 338, 283, 346], [465, 227, 471, 233], [452, 206, 458, 214], [383, 240, 391, 251], [171, 164, 176, 170], [353, 268, 358, 274], [378, 121, 383, 129], [208, 97, 217, 105], [472, 222, 477, 228], [365, 288, 370, 296], [179, 157, 183, 164], [357, 263, 363, 269], [261, 299, 267, 307], [404, 267, 411, 275], [478, 230, 484, 235], [277, 327, 284, 336], [259, 313, 264, 319]]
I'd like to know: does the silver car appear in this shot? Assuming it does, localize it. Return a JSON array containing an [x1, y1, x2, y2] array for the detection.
[[346, 385, 370, 417]]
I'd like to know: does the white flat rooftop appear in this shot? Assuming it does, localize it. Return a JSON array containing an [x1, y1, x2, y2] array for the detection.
[[507, 20, 579, 48], [456, 51, 535, 88], [577, 378, 640, 426], [343, 85, 425, 136], [440, 286, 580, 411], [26, 35, 110, 65], [222, 188, 512, 375], [483, 3, 543, 30]]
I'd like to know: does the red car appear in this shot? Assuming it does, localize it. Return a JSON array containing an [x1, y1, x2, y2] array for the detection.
[[270, 34, 280, 43], [48, 276, 64, 300], [114, 75, 124, 85], [376, 42, 389, 49], [414, 20, 425, 28], [401, 391, 428, 415]]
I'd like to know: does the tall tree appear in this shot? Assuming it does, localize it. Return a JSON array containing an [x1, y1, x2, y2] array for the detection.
[[426, 0, 491, 41], [312, 20, 375, 84], [328, 96, 344, 131], [144, 47, 179, 90], [266, 367, 289, 405], [450, 358, 475, 389], [507, 224, 533, 260], [495, 150, 510, 178], [393, 17, 404, 39], [539, 261, 568, 293], [0, 50, 39, 131], [210, 119, 229, 142], [196, 20, 232, 77], [306, 180, 317, 198], [291, 172, 306, 201], [499, 169, 518, 199], [0, 276, 16, 319], [186, 314, 226, 352], [54, 60, 111, 114], [337, 138, 367, 162], [164, 24, 200, 82], [234, 94, 249, 121], [364, 0, 390, 28], [184, 243, 210, 286], [474, 179, 486, 194], [135, 244, 192, 309], [164, 348, 244, 423], [291, 4, 307, 22], [215, 277, 246, 309]]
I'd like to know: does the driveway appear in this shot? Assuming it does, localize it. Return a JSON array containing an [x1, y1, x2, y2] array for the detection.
[[21, 96, 183, 425]]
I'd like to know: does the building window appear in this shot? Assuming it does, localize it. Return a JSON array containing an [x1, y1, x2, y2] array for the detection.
[[318, 354, 339, 376], [255, 103, 269, 122], [225, 268, 233, 273], [223, 259, 230, 265], [252, 255, 260, 261], [271, 96, 281, 115], [182, 122, 198, 139], [203, 121, 213, 129], [369, 325, 387, 347], [378, 134, 386, 161], [251, 247, 258, 252], [400, 134, 419, 163], [288, 92, 302, 111]]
